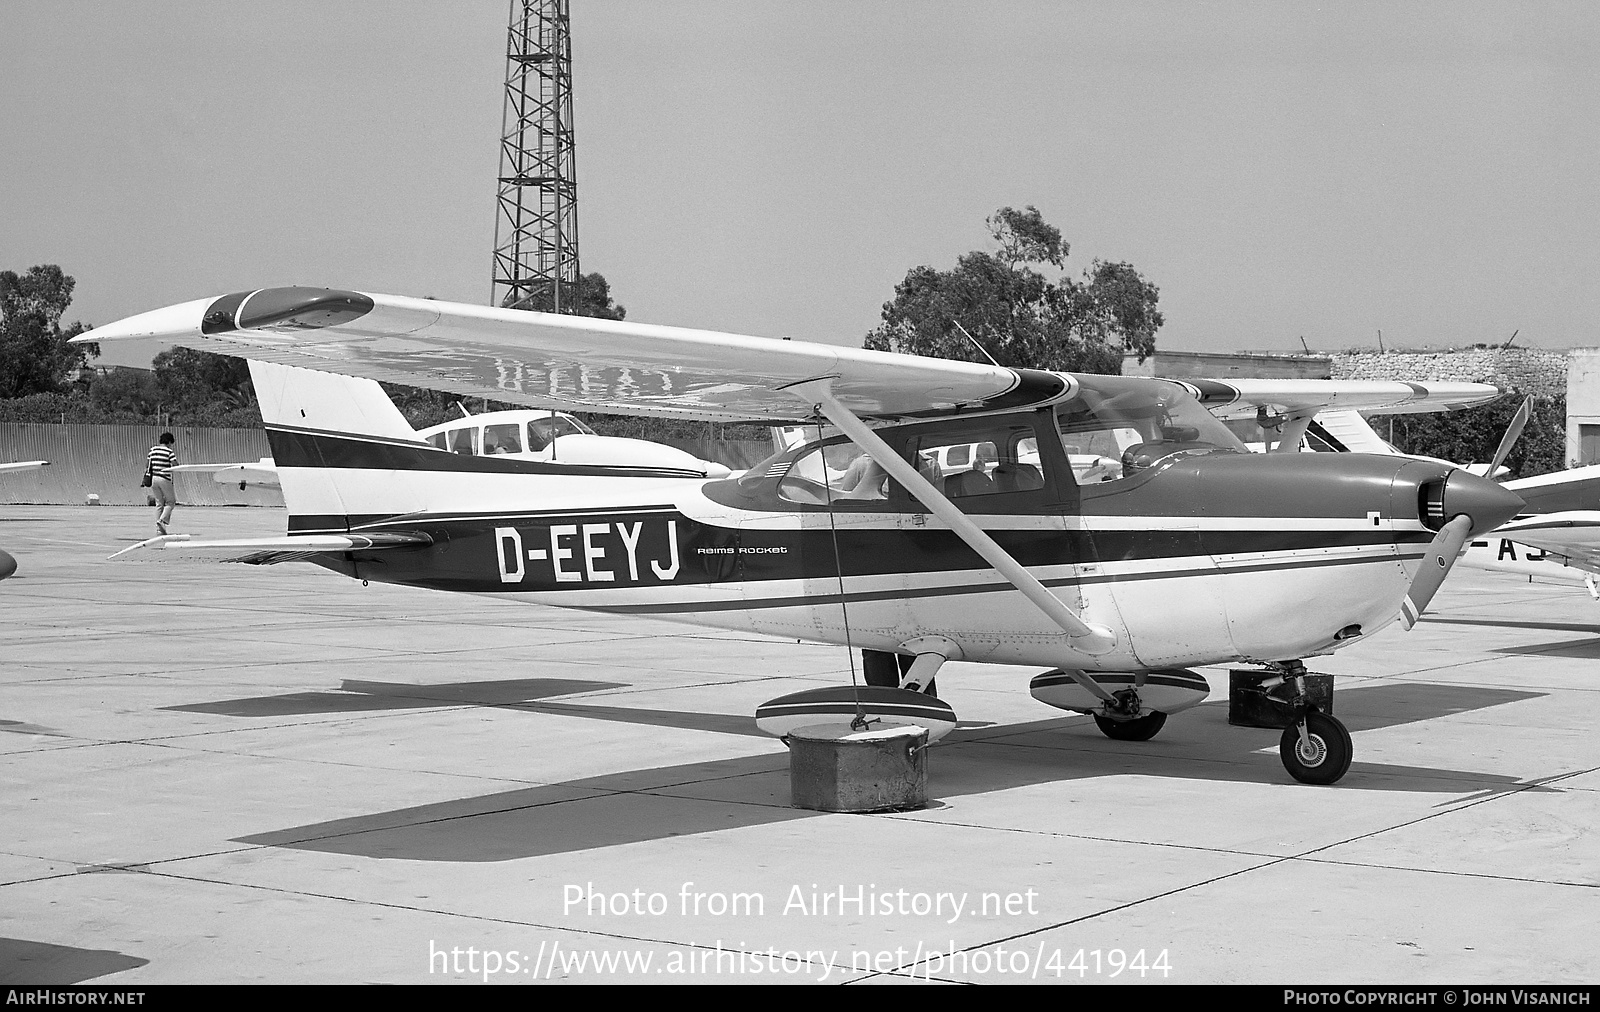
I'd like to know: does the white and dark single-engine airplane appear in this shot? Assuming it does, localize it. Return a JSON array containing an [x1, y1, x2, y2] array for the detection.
[[76, 287, 1526, 785]]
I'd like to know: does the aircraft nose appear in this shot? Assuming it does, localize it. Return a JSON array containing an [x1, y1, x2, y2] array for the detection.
[[1430, 469, 1525, 537]]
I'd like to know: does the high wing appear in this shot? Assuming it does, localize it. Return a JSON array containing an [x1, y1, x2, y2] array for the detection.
[[1182, 378, 1500, 457], [1187, 378, 1501, 419], [73, 287, 1063, 422], [0, 460, 50, 473]]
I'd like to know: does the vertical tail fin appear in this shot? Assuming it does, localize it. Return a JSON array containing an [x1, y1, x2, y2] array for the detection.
[[249, 360, 429, 531]]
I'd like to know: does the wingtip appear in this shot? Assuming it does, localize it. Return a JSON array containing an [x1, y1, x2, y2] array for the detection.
[[73, 297, 215, 344], [107, 533, 192, 560]]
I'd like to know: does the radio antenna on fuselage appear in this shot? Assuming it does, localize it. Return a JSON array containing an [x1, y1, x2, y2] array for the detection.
[[455, 401, 472, 418]]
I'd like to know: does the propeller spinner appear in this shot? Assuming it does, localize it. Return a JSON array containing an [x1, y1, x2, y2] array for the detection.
[[1401, 470, 1524, 629]]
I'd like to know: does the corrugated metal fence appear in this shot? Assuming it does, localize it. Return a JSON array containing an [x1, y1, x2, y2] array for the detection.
[[1, 424, 778, 506], [0, 424, 280, 506]]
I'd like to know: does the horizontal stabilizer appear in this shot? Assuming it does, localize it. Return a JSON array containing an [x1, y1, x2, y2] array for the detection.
[[108, 531, 431, 565]]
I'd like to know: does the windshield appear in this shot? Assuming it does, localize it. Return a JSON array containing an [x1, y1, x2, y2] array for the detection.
[[527, 414, 594, 451], [1056, 375, 1244, 483]]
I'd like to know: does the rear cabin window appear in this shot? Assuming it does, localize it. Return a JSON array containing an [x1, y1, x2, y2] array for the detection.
[[447, 427, 477, 455], [906, 423, 1044, 499], [776, 418, 1047, 507], [425, 433, 447, 450]]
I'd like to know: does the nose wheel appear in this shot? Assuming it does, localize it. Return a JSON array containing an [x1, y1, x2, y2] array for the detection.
[[1279, 709, 1352, 785]]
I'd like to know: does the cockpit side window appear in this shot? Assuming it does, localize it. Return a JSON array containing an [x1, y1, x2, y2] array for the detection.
[[527, 414, 590, 452], [1056, 376, 1243, 484], [778, 440, 887, 505]]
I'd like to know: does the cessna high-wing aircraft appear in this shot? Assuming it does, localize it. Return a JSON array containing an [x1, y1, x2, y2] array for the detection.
[[75, 287, 1525, 785]]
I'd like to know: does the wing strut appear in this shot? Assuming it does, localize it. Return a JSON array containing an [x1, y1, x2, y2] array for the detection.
[[787, 378, 1118, 659]]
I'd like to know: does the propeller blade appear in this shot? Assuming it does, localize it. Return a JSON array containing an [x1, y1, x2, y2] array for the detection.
[[1400, 514, 1473, 630], [1485, 396, 1533, 480]]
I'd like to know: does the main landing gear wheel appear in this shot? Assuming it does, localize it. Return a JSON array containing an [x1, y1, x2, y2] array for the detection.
[[1093, 710, 1167, 741], [1279, 710, 1353, 785]]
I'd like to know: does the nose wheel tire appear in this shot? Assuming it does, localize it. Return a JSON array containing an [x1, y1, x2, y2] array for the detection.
[[1093, 710, 1167, 741], [1279, 710, 1353, 785]]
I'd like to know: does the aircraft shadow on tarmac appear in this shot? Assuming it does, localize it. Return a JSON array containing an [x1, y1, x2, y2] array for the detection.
[[232, 682, 1552, 863], [162, 677, 633, 717], [0, 937, 148, 985], [1425, 616, 1600, 636]]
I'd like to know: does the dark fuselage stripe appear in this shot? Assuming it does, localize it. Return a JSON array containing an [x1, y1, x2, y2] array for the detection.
[[576, 549, 1418, 615]]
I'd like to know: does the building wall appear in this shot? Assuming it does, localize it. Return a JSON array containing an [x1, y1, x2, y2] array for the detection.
[[1566, 350, 1600, 466], [1329, 347, 1568, 398], [1123, 350, 1332, 379]]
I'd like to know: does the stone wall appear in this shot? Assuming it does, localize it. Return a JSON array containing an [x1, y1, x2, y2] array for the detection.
[[1329, 347, 1567, 397]]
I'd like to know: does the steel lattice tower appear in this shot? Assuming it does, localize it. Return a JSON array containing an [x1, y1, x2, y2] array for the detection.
[[491, 0, 578, 312]]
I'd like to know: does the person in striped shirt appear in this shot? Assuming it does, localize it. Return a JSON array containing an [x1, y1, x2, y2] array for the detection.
[[148, 432, 178, 535]]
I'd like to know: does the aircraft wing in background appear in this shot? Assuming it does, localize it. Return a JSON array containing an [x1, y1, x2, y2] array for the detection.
[[169, 457, 280, 489], [1185, 378, 1502, 419]]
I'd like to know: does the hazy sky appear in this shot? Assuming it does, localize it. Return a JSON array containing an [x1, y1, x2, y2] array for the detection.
[[4, 1, 1597, 368]]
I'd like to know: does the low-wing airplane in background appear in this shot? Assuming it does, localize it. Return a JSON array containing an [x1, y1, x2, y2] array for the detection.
[[172, 409, 731, 490], [0, 460, 50, 580], [1213, 391, 1600, 596], [75, 287, 1526, 785]]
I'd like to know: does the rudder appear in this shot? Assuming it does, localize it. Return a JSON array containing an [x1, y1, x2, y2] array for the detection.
[[249, 360, 429, 530]]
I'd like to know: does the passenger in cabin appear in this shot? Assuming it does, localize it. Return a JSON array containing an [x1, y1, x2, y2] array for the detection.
[[483, 423, 521, 454], [838, 456, 888, 499]]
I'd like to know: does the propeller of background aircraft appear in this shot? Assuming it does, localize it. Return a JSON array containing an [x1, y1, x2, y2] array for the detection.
[[1484, 395, 1533, 482], [1399, 402, 1531, 629]]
